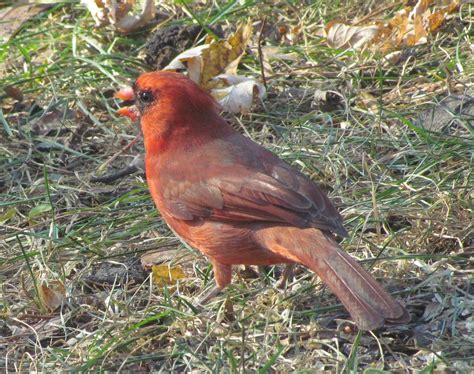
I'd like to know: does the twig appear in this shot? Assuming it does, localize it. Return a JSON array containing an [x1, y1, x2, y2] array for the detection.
[[95, 132, 142, 175], [91, 154, 144, 183], [257, 18, 268, 91], [90, 164, 140, 184]]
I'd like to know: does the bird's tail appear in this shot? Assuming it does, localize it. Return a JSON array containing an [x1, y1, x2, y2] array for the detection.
[[256, 227, 410, 330]]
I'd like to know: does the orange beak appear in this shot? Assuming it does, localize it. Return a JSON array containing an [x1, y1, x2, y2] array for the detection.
[[115, 86, 140, 121]]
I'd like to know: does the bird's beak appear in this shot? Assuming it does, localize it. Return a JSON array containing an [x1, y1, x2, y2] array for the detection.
[[115, 87, 139, 121]]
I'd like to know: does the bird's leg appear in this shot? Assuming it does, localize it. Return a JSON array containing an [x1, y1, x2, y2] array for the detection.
[[276, 264, 295, 289], [197, 262, 232, 305]]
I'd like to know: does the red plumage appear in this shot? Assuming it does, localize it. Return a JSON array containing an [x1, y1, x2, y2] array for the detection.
[[116, 71, 410, 330]]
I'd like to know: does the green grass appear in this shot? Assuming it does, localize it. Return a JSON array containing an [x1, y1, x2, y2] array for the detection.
[[1, 1, 473, 372]]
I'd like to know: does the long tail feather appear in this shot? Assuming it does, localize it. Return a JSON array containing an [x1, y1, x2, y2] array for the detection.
[[257, 227, 410, 330]]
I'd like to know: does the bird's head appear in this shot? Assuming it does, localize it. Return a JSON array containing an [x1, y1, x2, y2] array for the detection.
[[115, 71, 220, 137]]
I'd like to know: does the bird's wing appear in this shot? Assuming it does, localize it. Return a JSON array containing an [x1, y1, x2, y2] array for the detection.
[[161, 156, 347, 237]]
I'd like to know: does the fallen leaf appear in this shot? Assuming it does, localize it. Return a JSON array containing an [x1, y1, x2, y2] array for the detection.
[[39, 281, 66, 312], [81, 0, 133, 27], [0, 3, 50, 42], [152, 264, 185, 287], [428, 0, 460, 33], [406, 0, 430, 46], [277, 24, 302, 45], [11, 312, 73, 342], [260, 46, 299, 61], [203, 23, 252, 87], [164, 44, 208, 83], [81, 0, 155, 33], [164, 23, 253, 87], [31, 106, 76, 136], [211, 75, 266, 113], [115, 0, 156, 33], [141, 248, 178, 269], [4, 86, 24, 102], [325, 0, 461, 52], [326, 23, 379, 49], [312, 89, 344, 112], [164, 23, 264, 114]]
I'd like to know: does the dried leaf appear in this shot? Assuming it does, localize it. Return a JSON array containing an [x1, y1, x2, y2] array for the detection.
[[326, 0, 460, 53], [81, 0, 154, 33], [31, 107, 76, 136], [82, 0, 132, 27], [326, 23, 379, 50], [407, 0, 430, 46], [0, 4, 49, 41], [164, 44, 208, 83], [164, 23, 263, 114], [39, 281, 66, 312], [429, 0, 460, 33], [4, 86, 24, 102], [115, 0, 156, 33], [278, 24, 302, 45], [164, 23, 252, 87], [211, 75, 266, 114], [152, 264, 185, 287]]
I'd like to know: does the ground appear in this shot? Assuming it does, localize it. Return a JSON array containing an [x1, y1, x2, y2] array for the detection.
[[0, 1, 473, 372]]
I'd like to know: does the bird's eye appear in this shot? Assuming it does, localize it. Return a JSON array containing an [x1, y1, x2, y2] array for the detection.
[[138, 90, 154, 104]]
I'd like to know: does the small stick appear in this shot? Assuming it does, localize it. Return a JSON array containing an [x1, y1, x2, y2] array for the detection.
[[96, 132, 142, 175], [257, 18, 268, 90], [90, 164, 140, 184]]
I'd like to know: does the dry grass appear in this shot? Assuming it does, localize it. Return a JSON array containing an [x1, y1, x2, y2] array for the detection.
[[1, 1, 473, 372]]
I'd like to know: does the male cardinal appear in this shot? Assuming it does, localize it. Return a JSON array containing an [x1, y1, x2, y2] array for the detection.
[[116, 71, 409, 330]]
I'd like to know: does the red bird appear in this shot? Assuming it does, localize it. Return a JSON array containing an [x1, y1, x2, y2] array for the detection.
[[116, 71, 409, 330]]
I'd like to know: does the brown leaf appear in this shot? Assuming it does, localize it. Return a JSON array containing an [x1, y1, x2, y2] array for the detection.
[[163, 23, 263, 114], [141, 248, 180, 269], [200, 23, 253, 87], [409, 0, 430, 46], [39, 281, 66, 312], [4, 86, 24, 102], [115, 0, 155, 33], [0, 4, 49, 41], [429, 0, 460, 33], [81, 0, 154, 33], [164, 23, 253, 87], [327, 0, 460, 53]]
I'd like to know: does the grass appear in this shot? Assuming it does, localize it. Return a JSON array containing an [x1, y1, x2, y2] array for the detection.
[[1, 0, 473, 372]]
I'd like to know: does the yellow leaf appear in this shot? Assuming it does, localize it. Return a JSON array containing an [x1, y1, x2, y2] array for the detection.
[[163, 23, 253, 87], [429, 0, 460, 33], [406, 0, 431, 46], [201, 23, 253, 87], [152, 264, 185, 287], [163, 23, 263, 113]]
